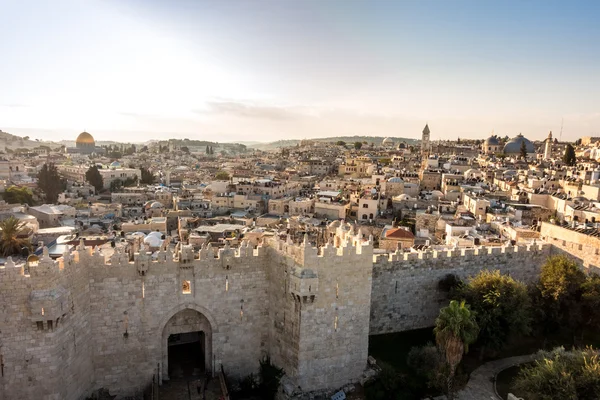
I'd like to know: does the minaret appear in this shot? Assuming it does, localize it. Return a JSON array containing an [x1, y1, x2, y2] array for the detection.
[[421, 124, 431, 171], [544, 131, 553, 160]]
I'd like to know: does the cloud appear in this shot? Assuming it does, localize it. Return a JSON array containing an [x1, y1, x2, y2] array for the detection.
[[118, 111, 159, 118], [1, 103, 29, 108], [196, 100, 313, 120]]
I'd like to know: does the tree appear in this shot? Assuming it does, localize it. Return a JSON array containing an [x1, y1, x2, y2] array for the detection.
[[563, 143, 576, 166], [140, 167, 155, 184], [454, 270, 532, 355], [354, 142, 362, 150], [2, 186, 34, 205], [110, 179, 123, 192], [581, 274, 600, 330], [85, 166, 104, 193], [180, 146, 190, 154], [532, 255, 586, 341], [514, 347, 600, 400], [407, 344, 446, 394], [0, 216, 31, 257], [434, 300, 479, 399], [215, 171, 230, 180], [520, 139, 528, 160], [258, 356, 284, 400], [37, 163, 65, 203], [336, 140, 346, 146]]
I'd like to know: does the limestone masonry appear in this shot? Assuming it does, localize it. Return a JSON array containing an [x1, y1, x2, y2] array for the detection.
[[0, 225, 552, 400]]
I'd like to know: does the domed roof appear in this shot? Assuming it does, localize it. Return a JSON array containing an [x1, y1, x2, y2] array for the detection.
[[503, 134, 534, 154], [464, 168, 483, 178], [388, 177, 404, 183], [395, 194, 411, 201], [431, 190, 444, 199], [76, 131, 95, 145], [382, 137, 394, 145], [484, 135, 500, 145], [110, 161, 121, 168], [150, 201, 163, 209], [143, 234, 162, 248]]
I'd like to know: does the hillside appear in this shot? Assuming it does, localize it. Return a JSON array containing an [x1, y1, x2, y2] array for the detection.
[[248, 136, 420, 150], [0, 130, 62, 151]]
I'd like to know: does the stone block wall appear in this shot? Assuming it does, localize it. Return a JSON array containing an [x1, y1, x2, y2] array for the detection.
[[267, 234, 373, 392], [369, 243, 551, 335], [0, 242, 271, 400], [1, 230, 562, 400], [540, 222, 600, 272]]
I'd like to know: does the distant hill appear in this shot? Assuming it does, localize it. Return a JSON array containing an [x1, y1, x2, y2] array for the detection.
[[0, 130, 62, 151], [248, 136, 419, 150]]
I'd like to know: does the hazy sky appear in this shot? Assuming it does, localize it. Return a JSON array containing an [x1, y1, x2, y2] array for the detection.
[[1, 0, 599, 143]]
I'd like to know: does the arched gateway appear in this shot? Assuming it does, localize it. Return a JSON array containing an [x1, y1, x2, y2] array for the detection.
[[160, 304, 217, 381]]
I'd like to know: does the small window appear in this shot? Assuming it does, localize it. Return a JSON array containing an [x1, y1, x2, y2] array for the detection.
[[182, 280, 191, 294]]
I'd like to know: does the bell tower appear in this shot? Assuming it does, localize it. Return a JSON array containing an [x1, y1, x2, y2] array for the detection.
[[421, 124, 431, 171], [543, 131, 553, 160]]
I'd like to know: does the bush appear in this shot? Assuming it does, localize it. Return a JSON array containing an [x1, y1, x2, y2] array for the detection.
[[438, 274, 462, 293], [258, 356, 284, 400], [364, 362, 404, 400], [406, 344, 447, 395], [454, 270, 531, 354], [514, 347, 600, 400]]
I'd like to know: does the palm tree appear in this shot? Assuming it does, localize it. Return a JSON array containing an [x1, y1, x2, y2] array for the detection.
[[0, 216, 31, 257], [434, 300, 479, 399]]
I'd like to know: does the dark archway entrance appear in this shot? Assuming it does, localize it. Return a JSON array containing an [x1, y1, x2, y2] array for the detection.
[[167, 331, 206, 378], [161, 308, 213, 381]]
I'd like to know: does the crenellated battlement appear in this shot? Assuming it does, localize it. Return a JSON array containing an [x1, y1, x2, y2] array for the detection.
[[0, 239, 269, 284], [269, 230, 374, 266], [373, 242, 550, 268]]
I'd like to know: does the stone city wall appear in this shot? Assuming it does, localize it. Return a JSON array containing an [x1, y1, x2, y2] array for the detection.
[[540, 222, 600, 272], [369, 243, 551, 335], [0, 242, 271, 400], [267, 234, 373, 392]]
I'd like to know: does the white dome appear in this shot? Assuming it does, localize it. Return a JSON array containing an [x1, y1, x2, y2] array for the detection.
[[395, 194, 411, 201], [431, 190, 444, 199], [388, 177, 404, 183], [143, 235, 162, 248], [464, 169, 483, 178], [150, 201, 163, 209]]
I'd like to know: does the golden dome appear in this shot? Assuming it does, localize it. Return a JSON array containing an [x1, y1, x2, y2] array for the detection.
[[76, 131, 95, 145]]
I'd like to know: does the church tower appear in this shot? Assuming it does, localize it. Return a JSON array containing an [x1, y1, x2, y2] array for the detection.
[[421, 124, 431, 171], [543, 131, 553, 160]]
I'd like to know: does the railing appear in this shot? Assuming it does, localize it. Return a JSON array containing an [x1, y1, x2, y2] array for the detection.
[[143, 364, 160, 400], [219, 365, 231, 400]]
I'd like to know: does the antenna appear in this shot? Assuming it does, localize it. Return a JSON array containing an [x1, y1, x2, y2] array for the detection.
[[559, 118, 563, 142]]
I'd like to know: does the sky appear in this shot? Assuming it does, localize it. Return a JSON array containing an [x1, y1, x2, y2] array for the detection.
[[1, 0, 599, 143]]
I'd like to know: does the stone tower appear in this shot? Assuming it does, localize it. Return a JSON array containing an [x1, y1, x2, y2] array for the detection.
[[544, 131, 553, 160], [421, 124, 431, 171]]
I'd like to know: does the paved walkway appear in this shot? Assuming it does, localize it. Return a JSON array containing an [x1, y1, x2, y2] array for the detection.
[[159, 377, 222, 400], [456, 354, 536, 400]]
